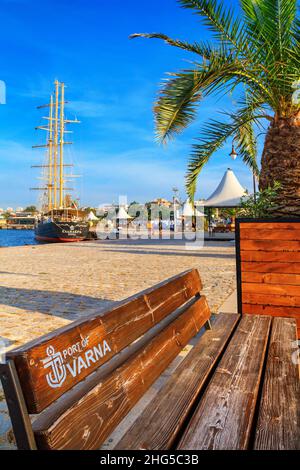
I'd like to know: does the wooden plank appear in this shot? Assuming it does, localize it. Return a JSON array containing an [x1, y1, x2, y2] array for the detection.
[[243, 292, 300, 307], [241, 305, 300, 338], [7, 269, 201, 413], [177, 315, 272, 450], [254, 317, 300, 450], [240, 222, 300, 231], [239, 229, 300, 241], [115, 313, 240, 450], [241, 262, 300, 274], [242, 272, 300, 286], [33, 296, 211, 450], [240, 240, 300, 252], [241, 251, 300, 263], [242, 282, 300, 297], [242, 304, 300, 321]]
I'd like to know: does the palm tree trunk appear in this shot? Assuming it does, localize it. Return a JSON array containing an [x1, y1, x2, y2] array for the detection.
[[259, 115, 300, 217]]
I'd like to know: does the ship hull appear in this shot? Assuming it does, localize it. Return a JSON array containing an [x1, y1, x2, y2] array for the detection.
[[35, 220, 89, 243]]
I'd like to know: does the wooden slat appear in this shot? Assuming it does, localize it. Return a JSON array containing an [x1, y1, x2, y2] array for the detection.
[[254, 317, 300, 450], [242, 282, 300, 297], [240, 240, 300, 252], [239, 229, 300, 241], [242, 305, 300, 339], [242, 304, 300, 320], [243, 292, 300, 307], [242, 272, 300, 285], [241, 251, 300, 262], [7, 269, 201, 413], [115, 313, 240, 450], [177, 315, 272, 450], [33, 296, 211, 450], [240, 222, 300, 231], [241, 262, 300, 274]]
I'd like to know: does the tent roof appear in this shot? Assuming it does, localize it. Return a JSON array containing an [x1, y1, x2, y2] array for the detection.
[[203, 168, 247, 207], [182, 199, 206, 217], [87, 211, 99, 221], [110, 206, 133, 219]]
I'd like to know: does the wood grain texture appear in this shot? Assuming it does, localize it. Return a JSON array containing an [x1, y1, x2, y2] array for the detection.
[[254, 317, 300, 450], [242, 282, 300, 297], [240, 223, 300, 231], [242, 304, 300, 321], [242, 272, 300, 285], [238, 222, 300, 339], [32, 296, 210, 450], [115, 313, 240, 450], [177, 315, 271, 450], [241, 251, 300, 262], [240, 240, 300, 252], [241, 261, 300, 274], [243, 292, 300, 307], [239, 229, 300, 241], [7, 269, 201, 413]]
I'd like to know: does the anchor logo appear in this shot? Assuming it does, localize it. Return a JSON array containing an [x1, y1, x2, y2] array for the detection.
[[42, 345, 66, 388]]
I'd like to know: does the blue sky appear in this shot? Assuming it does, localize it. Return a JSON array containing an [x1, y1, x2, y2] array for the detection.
[[0, 0, 263, 208]]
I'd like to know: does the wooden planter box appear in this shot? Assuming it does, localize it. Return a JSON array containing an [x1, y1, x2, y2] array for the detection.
[[235, 218, 300, 338]]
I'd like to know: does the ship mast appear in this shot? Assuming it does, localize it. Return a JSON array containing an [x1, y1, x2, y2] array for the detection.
[[31, 80, 80, 212], [48, 94, 53, 210], [59, 82, 65, 209], [53, 80, 59, 209]]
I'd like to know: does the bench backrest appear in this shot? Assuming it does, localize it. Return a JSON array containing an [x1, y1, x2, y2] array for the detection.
[[236, 218, 300, 337], [2, 269, 211, 450]]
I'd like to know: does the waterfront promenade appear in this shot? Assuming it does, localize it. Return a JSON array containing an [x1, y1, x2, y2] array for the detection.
[[0, 238, 236, 449]]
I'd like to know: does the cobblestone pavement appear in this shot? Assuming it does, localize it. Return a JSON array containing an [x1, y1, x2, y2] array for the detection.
[[0, 238, 236, 449]]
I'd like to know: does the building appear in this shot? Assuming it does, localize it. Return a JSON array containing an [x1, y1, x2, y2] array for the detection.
[[149, 198, 172, 208]]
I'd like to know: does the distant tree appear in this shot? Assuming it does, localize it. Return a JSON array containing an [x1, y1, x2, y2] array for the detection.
[[24, 205, 37, 213], [84, 207, 97, 215]]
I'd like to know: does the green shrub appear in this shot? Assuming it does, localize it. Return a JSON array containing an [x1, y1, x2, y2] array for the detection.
[[239, 182, 281, 218]]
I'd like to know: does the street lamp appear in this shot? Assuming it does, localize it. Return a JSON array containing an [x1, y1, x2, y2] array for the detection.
[[172, 187, 180, 233], [230, 139, 258, 203], [229, 144, 238, 160]]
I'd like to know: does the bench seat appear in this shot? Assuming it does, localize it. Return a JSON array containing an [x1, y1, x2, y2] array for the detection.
[[115, 316, 300, 450], [1, 269, 299, 450], [115, 313, 239, 450]]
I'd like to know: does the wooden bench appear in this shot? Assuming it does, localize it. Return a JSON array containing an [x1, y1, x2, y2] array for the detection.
[[236, 218, 300, 338], [0, 269, 299, 450]]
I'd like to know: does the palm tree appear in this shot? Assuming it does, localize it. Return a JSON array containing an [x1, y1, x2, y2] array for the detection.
[[131, 0, 300, 216]]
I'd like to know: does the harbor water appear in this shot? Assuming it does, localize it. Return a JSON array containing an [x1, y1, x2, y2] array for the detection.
[[0, 229, 38, 247]]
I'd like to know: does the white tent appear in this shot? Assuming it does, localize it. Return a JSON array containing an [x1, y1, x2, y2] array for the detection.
[[87, 211, 99, 221], [204, 168, 247, 207], [111, 206, 133, 220], [182, 199, 206, 217]]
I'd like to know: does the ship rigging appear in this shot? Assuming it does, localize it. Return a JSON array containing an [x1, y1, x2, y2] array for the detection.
[[32, 80, 89, 242]]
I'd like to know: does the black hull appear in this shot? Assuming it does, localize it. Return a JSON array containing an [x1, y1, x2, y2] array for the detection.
[[35, 221, 89, 243]]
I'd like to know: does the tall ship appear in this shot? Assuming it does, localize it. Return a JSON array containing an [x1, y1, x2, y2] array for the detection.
[[32, 80, 89, 242]]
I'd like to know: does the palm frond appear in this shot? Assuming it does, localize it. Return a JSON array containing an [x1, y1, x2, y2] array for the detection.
[[154, 70, 203, 142], [186, 101, 265, 199], [129, 33, 214, 58], [156, 54, 276, 142], [129, 0, 300, 196], [257, 0, 297, 56], [178, 0, 249, 55]]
